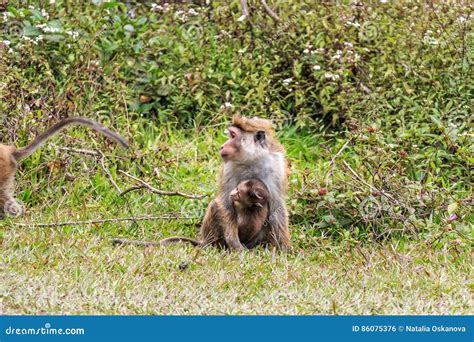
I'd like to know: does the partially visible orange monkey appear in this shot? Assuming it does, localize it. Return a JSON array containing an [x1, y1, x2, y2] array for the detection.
[[0, 117, 129, 217]]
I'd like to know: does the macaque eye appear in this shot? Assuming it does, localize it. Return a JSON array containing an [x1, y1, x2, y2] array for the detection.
[[255, 131, 265, 142]]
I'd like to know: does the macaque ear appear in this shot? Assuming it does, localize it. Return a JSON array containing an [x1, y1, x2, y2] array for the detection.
[[254, 130, 265, 143], [252, 191, 263, 200]]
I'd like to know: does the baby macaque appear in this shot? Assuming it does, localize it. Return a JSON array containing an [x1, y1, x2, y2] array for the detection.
[[112, 178, 270, 249]]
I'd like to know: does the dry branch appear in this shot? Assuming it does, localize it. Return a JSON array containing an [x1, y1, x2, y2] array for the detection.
[[14, 214, 198, 228], [98, 150, 122, 193], [119, 170, 205, 199], [238, 0, 250, 21], [261, 0, 280, 21]]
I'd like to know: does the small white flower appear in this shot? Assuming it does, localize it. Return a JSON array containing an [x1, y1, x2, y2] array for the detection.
[[3, 12, 13, 20], [344, 42, 353, 48], [49, 0, 56, 4], [151, 3, 163, 11], [8, 48, 13, 53], [2, 40, 11, 46], [380, 0, 388, 3], [66, 44, 71, 48], [66, 30, 80, 39], [346, 20, 360, 28], [28, 5, 35, 10], [283, 78, 292, 85], [303, 48, 309, 54], [188, 8, 198, 16], [324, 72, 340, 81], [313, 65, 321, 71], [41, 9, 49, 19], [220, 102, 233, 109]]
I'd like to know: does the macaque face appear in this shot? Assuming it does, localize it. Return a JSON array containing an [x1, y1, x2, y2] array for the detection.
[[230, 179, 269, 209], [220, 126, 267, 162]]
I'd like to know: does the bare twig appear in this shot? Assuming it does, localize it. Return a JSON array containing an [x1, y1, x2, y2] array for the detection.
[[324, 139, 352, 187], [119, 170, 206, 199], [119, 185, 146, 197], [59, 147, 99, 156], [238, 0, 250, 21], [59, 147, 127, 160], [98, 150, 121, 193], [342, 160, 399, 205], [238, 0, 280, 22], [14, 214, 198, 228], [111, 238, 161, 247], [261, 0, 280, 21]]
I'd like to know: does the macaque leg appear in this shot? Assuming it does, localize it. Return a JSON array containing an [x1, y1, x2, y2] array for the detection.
[[200, 200, 225, 247], [219, 210, 245, 251], [223, 221, 245, 251], [0, 190, 23, 217]]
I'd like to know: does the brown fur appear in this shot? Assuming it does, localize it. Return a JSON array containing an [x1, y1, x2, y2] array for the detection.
[[113, 179, 270, 250], [218, 116, 291, 250], [114, 116, 290, 251], [0, 117, 128, 217]]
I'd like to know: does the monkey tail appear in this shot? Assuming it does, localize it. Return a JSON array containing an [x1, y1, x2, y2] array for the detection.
[[159, 236, 202, 246], [13, 117, 129, 161]]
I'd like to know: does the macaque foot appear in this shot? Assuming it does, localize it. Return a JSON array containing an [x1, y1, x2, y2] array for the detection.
[[3, 198, 24, 217]]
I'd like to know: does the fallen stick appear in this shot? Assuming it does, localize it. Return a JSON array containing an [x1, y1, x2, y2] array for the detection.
[[14, 214, 198, 228], [119, 170, 206, 199]]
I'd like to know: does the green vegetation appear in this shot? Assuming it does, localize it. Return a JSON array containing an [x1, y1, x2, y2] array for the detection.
[[0, 1, 472, 314]]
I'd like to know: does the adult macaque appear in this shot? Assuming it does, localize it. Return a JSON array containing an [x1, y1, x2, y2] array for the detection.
[[0, 117, 129, 216], [216, 115, 290, 250], [114, 115, 291, 251]]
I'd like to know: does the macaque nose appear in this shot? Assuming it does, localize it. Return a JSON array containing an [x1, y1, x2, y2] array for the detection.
[[230, 188, 239, 200]]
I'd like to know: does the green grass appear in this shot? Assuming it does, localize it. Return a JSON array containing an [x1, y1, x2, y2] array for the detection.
[[2, 221, 471, 315], [0, 1, 472, 315]]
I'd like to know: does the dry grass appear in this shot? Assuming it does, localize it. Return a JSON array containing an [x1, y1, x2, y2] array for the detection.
[[1, 222, 471, 315]]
